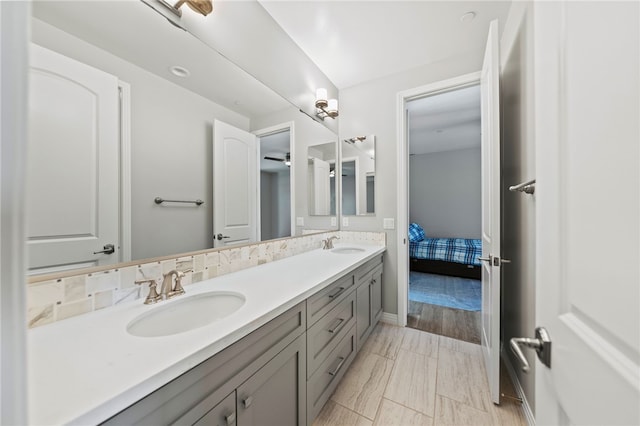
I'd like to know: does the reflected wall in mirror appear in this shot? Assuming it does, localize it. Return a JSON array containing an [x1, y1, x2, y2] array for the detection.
[[307, 142, 337, 216], [341, 135, 376, 216], [28, 1, 337, 275]]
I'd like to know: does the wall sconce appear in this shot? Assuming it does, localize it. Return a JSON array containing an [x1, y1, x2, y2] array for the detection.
[[157, 0, 213, 17], [315, 88, 339, 120]]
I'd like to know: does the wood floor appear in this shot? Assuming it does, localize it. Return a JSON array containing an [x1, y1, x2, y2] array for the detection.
[[313, 323, 526, 426], [407, 300, 481, 345]]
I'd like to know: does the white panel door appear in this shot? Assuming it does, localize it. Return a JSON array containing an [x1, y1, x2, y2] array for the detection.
[[27, 44, 119, 273], [533, 2, 639, 424], [312, 158, 330, 215], [213, 120, 257, 248], [480, 19, 501, 404]]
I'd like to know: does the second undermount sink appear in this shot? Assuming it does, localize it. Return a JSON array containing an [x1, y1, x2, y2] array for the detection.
[[331, 247, 366, 254], [127, 291, 246, 338]]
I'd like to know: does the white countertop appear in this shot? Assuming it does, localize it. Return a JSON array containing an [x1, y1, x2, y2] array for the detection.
[[28, 243, 385, 425]]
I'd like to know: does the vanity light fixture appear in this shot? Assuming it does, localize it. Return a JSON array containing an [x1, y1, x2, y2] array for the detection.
[[157, 0, 213, 17], [343, 136, 367, 144], [315, 88, 339, 120]]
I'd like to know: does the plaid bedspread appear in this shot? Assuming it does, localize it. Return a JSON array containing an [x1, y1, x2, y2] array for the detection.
[[409, 238, 482, 266]]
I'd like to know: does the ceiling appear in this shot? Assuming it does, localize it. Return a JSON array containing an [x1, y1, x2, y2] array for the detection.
[[408, 84, 481, 155], [32, 1, 291, 120], [260, 130, 291, 172], [259, 1, 509, 155], [259, 1, 512, 90]]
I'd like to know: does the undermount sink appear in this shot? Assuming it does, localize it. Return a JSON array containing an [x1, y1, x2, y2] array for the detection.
[[331, 247, 366, 254], [127, 291, 245, 338]]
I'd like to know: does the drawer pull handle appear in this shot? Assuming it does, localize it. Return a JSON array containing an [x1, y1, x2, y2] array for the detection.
[[328, 287, 346, 299], [225, 411, 236, 425], [328, 318, 345, 333], [242, 396, 253, 409], [328, 356, 346, 376]]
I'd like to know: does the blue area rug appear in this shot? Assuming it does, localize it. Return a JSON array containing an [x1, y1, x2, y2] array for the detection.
[[409, 271, 481, 311]]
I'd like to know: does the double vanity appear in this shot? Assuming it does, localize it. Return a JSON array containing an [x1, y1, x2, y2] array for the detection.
[[28, 243, 385, 425]]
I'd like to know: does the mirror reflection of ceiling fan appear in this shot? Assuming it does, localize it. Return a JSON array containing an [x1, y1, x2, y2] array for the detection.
[[264, 152, 291, 166]]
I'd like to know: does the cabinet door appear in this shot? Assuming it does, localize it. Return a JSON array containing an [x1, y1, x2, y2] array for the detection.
[[194, 391, 236, 426], [371, 266, 383, 325], [237, 334, 306, 426], [356, 282, 372, 350]]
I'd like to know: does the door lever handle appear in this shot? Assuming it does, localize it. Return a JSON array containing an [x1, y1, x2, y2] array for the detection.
[[216, 233, 231, 241], [93, 244, 115, 255], [478, 256, 492, 262], [509, 327, 552, 372]]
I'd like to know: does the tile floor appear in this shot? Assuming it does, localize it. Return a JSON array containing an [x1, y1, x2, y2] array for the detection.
[[313, 323, 526, 426]]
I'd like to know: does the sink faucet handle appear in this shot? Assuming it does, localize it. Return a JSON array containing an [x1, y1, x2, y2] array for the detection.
[[171, 269, 193, 296], [134, 279, 161, 305]]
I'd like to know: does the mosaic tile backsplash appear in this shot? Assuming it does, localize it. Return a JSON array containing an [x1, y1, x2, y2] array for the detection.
[[27, 231, 385, 328]]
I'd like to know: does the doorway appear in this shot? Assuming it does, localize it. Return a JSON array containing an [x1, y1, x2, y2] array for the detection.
[[405, 84, 482, 344], [255, 123, 295, 241]]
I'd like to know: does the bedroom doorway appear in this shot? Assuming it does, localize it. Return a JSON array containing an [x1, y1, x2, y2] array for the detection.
[[404, 83, 482, 344]]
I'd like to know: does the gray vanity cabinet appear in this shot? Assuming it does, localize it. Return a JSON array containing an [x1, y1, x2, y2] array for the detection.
[[354, 255, 384, 351], [236, 334, 306, 426], [193, 391, 236, 426]]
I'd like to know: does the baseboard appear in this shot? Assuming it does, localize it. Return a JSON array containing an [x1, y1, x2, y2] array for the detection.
[[381, 312, 398, 325], [502, 353, 536, 426]]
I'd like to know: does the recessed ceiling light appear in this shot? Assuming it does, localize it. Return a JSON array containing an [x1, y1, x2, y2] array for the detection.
[[460, 11, 476, 23], [169, 65, 190, 78]]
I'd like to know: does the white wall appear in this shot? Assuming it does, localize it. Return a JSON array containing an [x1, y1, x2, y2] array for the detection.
[[409, 148, 481, 239], [339, 54, 483, 315], [500, 0, 536, 414], [31, 19, 250, 260]]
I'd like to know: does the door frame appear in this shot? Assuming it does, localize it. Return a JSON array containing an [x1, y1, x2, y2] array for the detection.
[[395, 71, 481, 326], [253, 121, 296, 239], [118, 81, 132, 263]]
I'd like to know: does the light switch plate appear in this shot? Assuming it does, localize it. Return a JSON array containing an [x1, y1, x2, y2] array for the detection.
[[342, 217, 349, 227], [296, 217, 304, 226], [383, 218, 395, 229], [331, 217, 337, 226]]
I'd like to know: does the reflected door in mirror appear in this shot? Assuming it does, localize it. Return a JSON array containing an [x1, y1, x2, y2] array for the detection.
[[213, 120, 258, 248], [27, 44, 120, 274]]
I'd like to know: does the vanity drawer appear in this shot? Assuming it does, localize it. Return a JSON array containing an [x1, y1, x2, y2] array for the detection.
[[306, 273, 355, 326], [355, 254, 384, 287], [307, 325, 357, 425], [307, 290, 356, 378]]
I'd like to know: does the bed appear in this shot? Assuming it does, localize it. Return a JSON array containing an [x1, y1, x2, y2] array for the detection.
[[408, 223, 482, 280]]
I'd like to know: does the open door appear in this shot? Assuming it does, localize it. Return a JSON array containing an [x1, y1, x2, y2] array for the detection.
[[479, 19, 501, 404], [531, 2, 639, 424], [213, 120, 258, 248], [311, 157, 331, 215], [27, 44, 120, 273]]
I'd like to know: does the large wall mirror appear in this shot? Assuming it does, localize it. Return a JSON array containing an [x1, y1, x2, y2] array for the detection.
[[341, 135, 376, 216], [28, 1, 337, 275]]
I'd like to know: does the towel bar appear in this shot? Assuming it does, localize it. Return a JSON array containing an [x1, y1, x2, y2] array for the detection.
[[154, 197, 204, 206]]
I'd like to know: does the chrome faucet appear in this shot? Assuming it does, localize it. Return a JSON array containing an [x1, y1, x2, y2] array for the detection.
[[322, 236, 339, 250]]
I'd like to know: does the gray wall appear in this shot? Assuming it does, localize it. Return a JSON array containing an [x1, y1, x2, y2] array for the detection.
[[409, 148, 481, 239], [261, 171, 291, 241], [32, 19, 250, 261], [500, 0, 536, 413]]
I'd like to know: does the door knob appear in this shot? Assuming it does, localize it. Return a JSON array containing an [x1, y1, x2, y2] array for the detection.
[[216, 233, 231, 241], [93, 244, 115, 255], [509, 327, 551, 372]]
